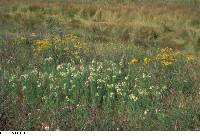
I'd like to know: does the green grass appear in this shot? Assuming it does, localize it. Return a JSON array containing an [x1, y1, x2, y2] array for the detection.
[[1, 0, 200, 131]]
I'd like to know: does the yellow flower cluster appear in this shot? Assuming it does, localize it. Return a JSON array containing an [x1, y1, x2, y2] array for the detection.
[[33, 34, 83, 62], [129, 48, 197, 67], [34, 34, 81, 49], [35, 39, 49, 49], [186, 54, 195, 62], [144, 57, 150, 65], [130, 58, 138, 64], [130, 57, 151, 65], [156, 47, 178, 66]]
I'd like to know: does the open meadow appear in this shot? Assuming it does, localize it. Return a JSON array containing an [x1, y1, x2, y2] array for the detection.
[[1, 0, 200, 130]]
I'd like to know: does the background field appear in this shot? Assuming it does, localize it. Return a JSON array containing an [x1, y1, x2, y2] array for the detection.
[[1, 0, 200, 131]]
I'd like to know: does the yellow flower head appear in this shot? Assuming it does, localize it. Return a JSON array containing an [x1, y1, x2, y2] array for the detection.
[[144, 57, 150, 65], [161, 61, 173, 66], [186, 54, 195, 62], [156, 47, 177, 66], [35, 38, 49, 49], [130, 58, 138, 65]]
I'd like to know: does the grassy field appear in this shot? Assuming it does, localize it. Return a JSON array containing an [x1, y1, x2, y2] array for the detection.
[[1, 0, 200, 131]]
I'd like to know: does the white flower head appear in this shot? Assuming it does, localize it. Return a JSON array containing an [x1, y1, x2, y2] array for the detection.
[[144, 109, 149, 115], [129, 94, 138, 102], [110, 92, 114, 97]]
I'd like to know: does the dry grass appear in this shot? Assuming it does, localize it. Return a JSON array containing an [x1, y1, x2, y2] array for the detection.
[[1, 0, 200, 51]]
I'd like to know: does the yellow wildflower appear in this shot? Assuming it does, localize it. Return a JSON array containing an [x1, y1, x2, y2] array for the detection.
[[144, 57, 150, 65], [35, 39, 49, 48], [156, 47, 177, 66], [186, 54, 195, 62], [161, 61, 173, 66], [130, 58, 138, 64]]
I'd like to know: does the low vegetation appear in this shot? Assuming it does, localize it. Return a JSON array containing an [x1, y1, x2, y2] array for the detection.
[[1, 0, 200, 131]]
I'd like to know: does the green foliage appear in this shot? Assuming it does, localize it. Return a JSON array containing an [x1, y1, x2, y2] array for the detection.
[[1, 37, 200, 130], [33, 34, 85, 65], [1, 0, 200, 131]]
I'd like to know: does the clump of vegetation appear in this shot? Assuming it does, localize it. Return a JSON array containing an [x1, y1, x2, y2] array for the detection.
[[33, 34, 84, 64], [1, 35, 200, 130], [1, 0, 200, 131]]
